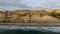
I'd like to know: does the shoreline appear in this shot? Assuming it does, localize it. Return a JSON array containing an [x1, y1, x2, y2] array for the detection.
[[0, 23, 60, 27]]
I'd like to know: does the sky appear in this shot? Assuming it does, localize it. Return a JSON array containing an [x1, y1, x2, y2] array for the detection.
[[0, 0, 60, 10]]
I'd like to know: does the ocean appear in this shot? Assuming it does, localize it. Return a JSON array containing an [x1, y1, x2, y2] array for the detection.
[[0, 25, 60, 34]]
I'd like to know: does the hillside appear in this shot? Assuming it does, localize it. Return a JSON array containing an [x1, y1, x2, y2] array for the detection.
[[0, 9, 60, 23]]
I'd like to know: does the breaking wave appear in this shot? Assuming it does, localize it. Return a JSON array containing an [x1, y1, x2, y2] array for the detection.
[[0, 26, 60, 34]]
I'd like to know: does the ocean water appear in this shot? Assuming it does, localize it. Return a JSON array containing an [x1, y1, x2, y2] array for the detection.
[[0, 25, 60, 34]]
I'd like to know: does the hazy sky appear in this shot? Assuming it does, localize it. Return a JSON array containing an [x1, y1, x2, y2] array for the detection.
[[0, 0, 60, 10]]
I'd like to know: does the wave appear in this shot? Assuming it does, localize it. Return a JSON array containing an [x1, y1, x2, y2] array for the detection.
[[0, 27, 59, 34], [0, 29, 58, 34]]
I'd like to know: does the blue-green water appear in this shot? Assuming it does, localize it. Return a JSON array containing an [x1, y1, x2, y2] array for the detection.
[[0, 29, 59, 34], [0, 26, 60, 34]]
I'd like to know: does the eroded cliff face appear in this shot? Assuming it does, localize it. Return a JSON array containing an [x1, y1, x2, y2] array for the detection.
[[0, 10, 60, 23]]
